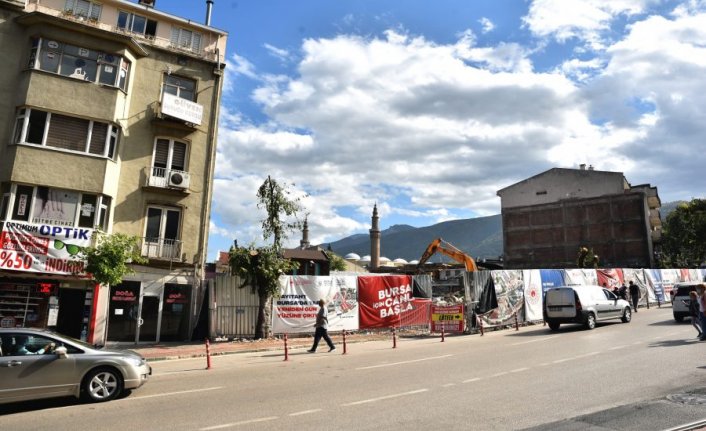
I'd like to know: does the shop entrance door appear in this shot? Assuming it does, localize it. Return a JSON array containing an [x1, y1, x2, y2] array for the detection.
[[56, 288, 85, 339], [137, 295, 160, 342]]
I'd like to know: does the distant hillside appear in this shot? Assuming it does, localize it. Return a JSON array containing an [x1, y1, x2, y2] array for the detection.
[[327, 200, 686, 263], [327, 215, 503, 262]]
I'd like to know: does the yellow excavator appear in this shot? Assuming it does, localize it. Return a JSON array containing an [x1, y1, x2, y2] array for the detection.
[[416, 238, 478, 272]]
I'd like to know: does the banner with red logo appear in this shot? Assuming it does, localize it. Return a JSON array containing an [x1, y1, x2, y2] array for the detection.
[[358, 275, 414, 329], [0, 221, 92, 275], [522, 270, 544, 321]]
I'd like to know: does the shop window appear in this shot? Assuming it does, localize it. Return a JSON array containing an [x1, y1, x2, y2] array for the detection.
[[160, 283, 192, 341], [30, 38, 129, 90], [14, 108, 120, 159], [32, 187, 80, 226], [163, 75, 196, 101], [117, 11, 157, 38], [11, 185, 34, 222], [170, 27, 202, 53], [77, 193, 97, 228]]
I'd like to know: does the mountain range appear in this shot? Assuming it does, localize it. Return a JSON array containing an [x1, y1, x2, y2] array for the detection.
[[326, 201, 684, 263]]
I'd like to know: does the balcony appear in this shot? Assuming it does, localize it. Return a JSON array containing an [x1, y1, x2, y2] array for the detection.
[[140, 237, 183, 261], [145, 167, 191, 192]]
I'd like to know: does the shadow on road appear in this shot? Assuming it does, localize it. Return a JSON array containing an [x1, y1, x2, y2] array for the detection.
[[0, 397, 80, 415], [648, 338, 700, 348], [649, 319, 684, 327]]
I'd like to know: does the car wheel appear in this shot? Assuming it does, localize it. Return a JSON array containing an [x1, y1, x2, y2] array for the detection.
[[585, 313, 596, 330], [548, 321, 560, 331], [674, 315, 684, 323], [621, 307, 631, 323], [82, 367, 123, 403]]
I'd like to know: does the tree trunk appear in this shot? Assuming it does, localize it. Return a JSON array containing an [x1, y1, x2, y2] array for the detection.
[[255, 291, 271, 339]]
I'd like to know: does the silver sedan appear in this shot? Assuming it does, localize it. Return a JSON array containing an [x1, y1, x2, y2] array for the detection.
[[0, 328, 151, 404]]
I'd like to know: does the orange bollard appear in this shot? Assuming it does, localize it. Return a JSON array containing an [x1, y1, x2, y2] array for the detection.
[[205, 338, 212, 370], [342, 330, 347, 355], [283, 333, 289, 362], [393, 327, 397, 349], [515, 313, 519, 331], [441, 326, 445, 342]]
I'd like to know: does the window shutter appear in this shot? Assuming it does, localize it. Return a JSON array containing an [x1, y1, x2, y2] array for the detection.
[[170, 27, 180, 47], [46, 114, 88, 152], [89, 122, 107, 155], [171, 141, 186, 171], [154, 139, 169, 168], [192, 33, 202, 52]]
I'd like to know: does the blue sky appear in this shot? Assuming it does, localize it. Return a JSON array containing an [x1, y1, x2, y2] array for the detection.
[[154, 0, 706, 260]]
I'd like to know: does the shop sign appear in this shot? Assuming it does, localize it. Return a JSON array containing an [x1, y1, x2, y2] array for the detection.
[[161, 92, 203, 125], [431, 304, 464, 333], [0, 316, 16, 328], [0, 221, 93, 276], [111, 290, 137, 302]]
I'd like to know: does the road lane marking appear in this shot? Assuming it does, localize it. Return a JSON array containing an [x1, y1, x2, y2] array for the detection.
[[129, 387, 224, 400], [491, 371, 509, 377], [463, 377, 481, 383], [608, 346, 625, 351], [442, 383, 456, 388], [575, 351, 600, 358], [342, 389, 428, 406], [356, 355, 452, 370], [539, 362, 550, 367], [511, 335, 559, 346], [289, 409, 322, 416], [200, 417, 278, 430], [510, 367, 529, 373], [552, 358, 573, 363]]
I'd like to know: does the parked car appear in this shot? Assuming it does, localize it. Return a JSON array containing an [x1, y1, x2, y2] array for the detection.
[[672, 282, 701, 322], [544, 285, 632, 331], [0, 328, 151, 405]]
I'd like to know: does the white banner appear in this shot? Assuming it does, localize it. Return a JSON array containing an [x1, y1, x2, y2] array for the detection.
[[0, 221, 92, 275], [273, 275, 359, 333], [564, 269, 597, 286], [522, 270, 544, 321]]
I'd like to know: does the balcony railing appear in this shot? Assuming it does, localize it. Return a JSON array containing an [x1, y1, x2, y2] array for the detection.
[[140, 237, 182, 260], [145, 167, 191, 191]]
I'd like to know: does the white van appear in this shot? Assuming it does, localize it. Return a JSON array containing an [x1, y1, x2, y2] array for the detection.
[[544, 285, 632, 330]]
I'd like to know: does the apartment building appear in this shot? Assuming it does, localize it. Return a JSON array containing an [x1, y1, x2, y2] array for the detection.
[[0, 0, 227, 344]]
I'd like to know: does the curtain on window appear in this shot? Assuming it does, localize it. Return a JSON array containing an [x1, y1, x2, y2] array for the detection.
[[45, 114, 88, 152]]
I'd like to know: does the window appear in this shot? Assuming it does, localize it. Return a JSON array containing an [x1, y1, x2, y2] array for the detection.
[[7, 184, 111, 228], [117, 11, 157, 38], [0, 193, 9, 220], [163, 75, 196, 101], [29, 38, 130, 91], [14, 108, 120, 159], [144, 206, 181, 259], [170, 27, 202, 53], [64, 0, 102, 20], [153, 138, 187, 177]]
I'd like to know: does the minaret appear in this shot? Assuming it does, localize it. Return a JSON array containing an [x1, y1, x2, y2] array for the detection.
[[300, 217, 310, 249], [369, 204, 380, 269]]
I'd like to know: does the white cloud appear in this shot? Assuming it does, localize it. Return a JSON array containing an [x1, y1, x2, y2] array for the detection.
[[479, 17, 495, 34], [263, 43, 291, 62]]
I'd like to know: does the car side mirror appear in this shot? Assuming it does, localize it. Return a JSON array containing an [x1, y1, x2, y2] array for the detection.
[[55, 346, 68, 359]]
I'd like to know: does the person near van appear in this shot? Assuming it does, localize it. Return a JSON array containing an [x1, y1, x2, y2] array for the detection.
[[698, 285, 706, 341], [307, 299, 336, 353], [618, 283, 628, 301], [684, 290, 702, 338], [628, 281, 640, 312]]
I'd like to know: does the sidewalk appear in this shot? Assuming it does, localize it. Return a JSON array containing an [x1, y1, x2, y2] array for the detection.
[[115, 332, 393, 361]]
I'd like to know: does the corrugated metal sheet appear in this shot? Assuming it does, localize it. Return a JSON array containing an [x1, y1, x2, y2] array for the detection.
[[210, 275, 259, 338]]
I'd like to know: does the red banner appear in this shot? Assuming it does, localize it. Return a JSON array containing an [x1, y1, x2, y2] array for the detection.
[[596, 268, 623, 289], [358, 275, 413, 329]]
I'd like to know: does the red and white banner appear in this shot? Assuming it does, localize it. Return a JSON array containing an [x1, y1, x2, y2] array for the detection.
[[358, 275, 414, 329], [431, 304, 464, 332], [273, 275, 358, 333], [522, 269, 544, 321], [0, 221, 93, 275]]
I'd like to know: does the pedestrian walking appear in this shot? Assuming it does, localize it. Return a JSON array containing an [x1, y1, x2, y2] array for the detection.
[[696, 285, 706, 342], [307, 299, 336, 353], [685, 290, 702, 338], [628, 281, 640, 312]]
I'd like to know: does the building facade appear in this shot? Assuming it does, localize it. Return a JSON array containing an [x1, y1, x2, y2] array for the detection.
[[497, 166, 661, 269], [0, 0, 226, 344]]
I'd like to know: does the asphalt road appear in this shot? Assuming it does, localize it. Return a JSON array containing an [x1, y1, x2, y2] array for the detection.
[[2, 307, 705, 431]]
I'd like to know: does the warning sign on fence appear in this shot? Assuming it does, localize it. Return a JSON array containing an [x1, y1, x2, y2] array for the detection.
[[431, 304, 464, 332]]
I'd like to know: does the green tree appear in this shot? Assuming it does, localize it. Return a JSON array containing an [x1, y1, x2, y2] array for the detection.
[[77, 231, 147, 286], [662, 198, 706, 267], [326, 251, 348, 272], [577, 246, 599, 268], [230, 176, 304, 339]]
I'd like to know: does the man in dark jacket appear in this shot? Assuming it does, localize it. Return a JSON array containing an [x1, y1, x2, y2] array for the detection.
[[618, 283, 628, 301], [628, 281, 640, 312]]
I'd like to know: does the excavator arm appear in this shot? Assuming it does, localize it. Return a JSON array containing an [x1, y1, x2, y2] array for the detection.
[[417, 238, 478, 271]]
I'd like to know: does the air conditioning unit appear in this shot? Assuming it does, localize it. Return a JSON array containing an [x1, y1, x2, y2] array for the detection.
[[168, 171, 190, 189]]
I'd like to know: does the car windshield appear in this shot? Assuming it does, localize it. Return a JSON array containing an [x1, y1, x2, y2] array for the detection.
[[40, 330, 102, 350]]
